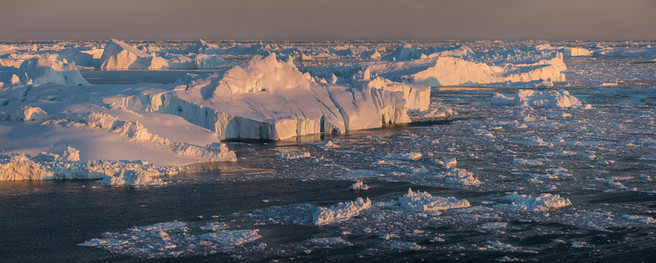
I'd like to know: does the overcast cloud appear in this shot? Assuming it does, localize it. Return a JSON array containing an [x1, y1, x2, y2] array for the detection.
[[1, 0, 654, 40]]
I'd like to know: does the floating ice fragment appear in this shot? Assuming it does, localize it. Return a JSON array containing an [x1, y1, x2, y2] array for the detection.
[[640, 155, 656, 161], [435, 158, 457, 169], [516, 89, 582, 109], [621, 215, 656, 224], [512, 158, 543, 166], [350, 181, 370, 190], [524, 136, 553, 147], [279, 151, 311, 159], [312, 197, 372, 225], [197, 229, 261, 246], [491, 89, 582, 109], [398, 188, 470, 213], [307, 237, 352, 246], [200, 222, 229, 231], [386, 152, 423, 160], [380, 240, 423, 250], [571, 241, 588, 248], [435, 168, 482, 186], [475, 241, 536, 253], [494, 192, 572, 212], [479, 222, 508, 230]]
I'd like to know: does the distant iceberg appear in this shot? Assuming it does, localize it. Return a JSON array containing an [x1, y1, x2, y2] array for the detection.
[[370, 47, 567, 86], [100, 39, 234, 70]]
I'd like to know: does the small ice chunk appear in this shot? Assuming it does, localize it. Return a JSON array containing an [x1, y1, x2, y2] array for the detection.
[[398, 188, 470, 213], [515, 89, 582, 109], [512, 158, 543, 166], [197, 229, 261, 246], [350, 181, 369, 190], [307, 237, 352, 246], [320, 141, 339, 148], [201, 222, 229, 231], [313, 197, 372, 225], [129, 221, 187, 233], [494, 192, 572, 211], [571, 241, 588, 248], [279, 151, 311, 159], [640, 155, 656, 161], [479, 222, 508, 230], [380, 240, 423, 250], [524, 136, 552, 147], [386, 152, 423, 160], [435, 158, 457, 169], [435, 168, 482, 186], [476, 241, 536, 253], [97, 169, 164, 186], [621, 215, 656, 224], [11, 106, 48, 121]]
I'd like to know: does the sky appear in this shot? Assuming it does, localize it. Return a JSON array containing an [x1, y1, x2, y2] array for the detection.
[[1, 0, 655, 40]]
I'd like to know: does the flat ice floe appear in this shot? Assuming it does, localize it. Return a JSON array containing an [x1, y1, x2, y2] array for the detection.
[[398, 188, 470, 214], [0, 147, 180, 185], [79, 221, 262, 259], [490, 89, 583, 108], [494, 192, 572, 211]]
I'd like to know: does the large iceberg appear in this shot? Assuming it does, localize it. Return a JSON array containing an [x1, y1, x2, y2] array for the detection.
[[115, 54, 430, 140]]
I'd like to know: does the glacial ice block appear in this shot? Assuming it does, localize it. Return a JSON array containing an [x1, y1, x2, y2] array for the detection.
[[18, 55, 90, 86], [115, 54, 431, 140], [100, 38, 152, 70]]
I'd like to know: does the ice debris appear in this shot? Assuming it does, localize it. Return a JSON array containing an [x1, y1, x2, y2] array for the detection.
[[491, 89, 582, 109], [435, 168, 482, 186]]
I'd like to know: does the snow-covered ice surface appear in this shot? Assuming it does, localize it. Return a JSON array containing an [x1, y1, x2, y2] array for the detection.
[[2, 40, 656, 261]]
